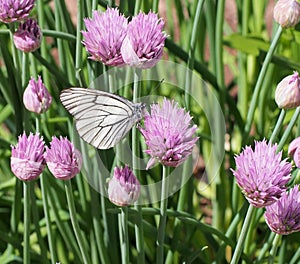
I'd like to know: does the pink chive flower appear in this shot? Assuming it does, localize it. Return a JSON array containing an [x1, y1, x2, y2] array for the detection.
[[231, 140, 292, 208], [13, 18, 42, 53], [0, 0, 35, 23], [275, 71, 300, 109], [44, 136, 82, 180], [139, 98, 198, 170], [23, 76, 52, 114], [121, 11, 167, 69], [82, 8, 128, 66], [288, 137, 300, 167], [11, 132, 45, 181], [273, 0, 300, 28], [108, 165, 140, 206], [265, 185, 300, 235]]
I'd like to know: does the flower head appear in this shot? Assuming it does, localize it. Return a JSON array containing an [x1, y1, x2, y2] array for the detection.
[[275, 71, 300, 109], [23, 76, 52, 114], [13, 18, 42, 53], [44, 136, 82, 180], [11, 132, 45, 181], [231, 140, 292, 208], [0, 0, 35, 23], [273, 0, 300, 28], [82, 8, 128, 66], [108, 165, 140, 206], [140, 98, 198, 169], [265, 185, 300, 235], [288, 137, 300, 167], [121, 11, 167, 69]]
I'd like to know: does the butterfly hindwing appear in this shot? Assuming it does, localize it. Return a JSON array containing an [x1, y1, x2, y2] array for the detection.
[[60, 88, 143, 149]]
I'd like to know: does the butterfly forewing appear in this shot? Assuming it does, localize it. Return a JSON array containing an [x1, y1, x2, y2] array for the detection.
[[60, 87, 145, 149]]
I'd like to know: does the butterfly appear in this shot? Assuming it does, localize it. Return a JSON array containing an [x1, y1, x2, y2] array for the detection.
[[60, 88, 146, 149]]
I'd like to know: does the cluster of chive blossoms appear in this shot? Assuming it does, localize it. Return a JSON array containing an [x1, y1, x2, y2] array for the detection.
[[140, 99, 198, 170], [11, 133, 82, 181], [232, 139, 300, 235], [82, 7, 167, 68], [232, 140, 291, 208], [0, 0, 35, 23], [0, 0, 42, 53]]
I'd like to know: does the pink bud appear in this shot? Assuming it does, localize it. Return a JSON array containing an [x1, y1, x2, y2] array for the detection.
[[23, 76, 52, 114], [275, 72, 300, 109], [273, 0, 300, 28], [108, 165, 140, 206], [13, 19, 42, 53]]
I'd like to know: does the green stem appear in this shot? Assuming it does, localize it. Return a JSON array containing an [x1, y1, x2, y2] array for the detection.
[[242, 26, 283, 144], [212, 0, 226, 231], [256, 232, 276, 263], [75, 0, 84, 85], [23, 181, 31, 264], [269, 109, 286, 144], [277, 107, 300, 151], [156, 166, 169, 264], [30, 186, 48, 264], [37, 0, 50, 87], [268, 234, 281, 264], [119, 207, 129, 264], [64, 180, 91, 264], [167, 2, 204, 262], [40, 174, 56, 263], [132, 68, 145, 264], [134, 0, 142, 15], [230, 204, 255, 264], [36, 115, 56, 264]]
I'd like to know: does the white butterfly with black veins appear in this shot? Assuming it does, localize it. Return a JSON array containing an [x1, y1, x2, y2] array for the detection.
[[60, 88, 146, 149]]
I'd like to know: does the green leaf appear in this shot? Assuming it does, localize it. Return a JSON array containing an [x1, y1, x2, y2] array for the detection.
[[224, 33, 270, 55]]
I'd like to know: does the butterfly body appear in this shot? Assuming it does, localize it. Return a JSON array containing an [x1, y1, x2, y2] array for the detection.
[[60, 88, 146, 149]]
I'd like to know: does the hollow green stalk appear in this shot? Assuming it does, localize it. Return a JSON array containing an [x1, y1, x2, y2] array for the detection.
[[277, 107, 300, 151], [268, 234, 281, 264], [269, 109, 286, 144], [64, 179, 91, 264], [23, 181, 31, 264], [166, 1, 204, 262], [230, 204, 255, 264], [156, 166, 170, 264], [132, 68, 145, 264], [119, 207, 129, 264], [242, 26, 283, 144], [75, 0, 84, 86]]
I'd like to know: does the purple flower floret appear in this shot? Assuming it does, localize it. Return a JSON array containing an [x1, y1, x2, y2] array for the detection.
[[11, 132, 45, 181], [121, 11, 167, 69], [108, 165, 140, 206], [45, 136, 82, 180], [140, 98, 198, 169], [23, 76, 52, 114], [265, 185, 300, 235], [0, 0, 35, 23], [231, 140, 292, 208], [13, 18, 42, 53], [82, 8, 128, 66]]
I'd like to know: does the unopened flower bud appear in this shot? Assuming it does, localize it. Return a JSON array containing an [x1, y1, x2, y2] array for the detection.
[[13, 19, 42, 53], [275, 71, 300, 109], [108, 165, 140, 206], [273, 0, 300, 28], [23, 76, 52, 114]]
